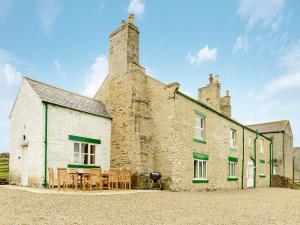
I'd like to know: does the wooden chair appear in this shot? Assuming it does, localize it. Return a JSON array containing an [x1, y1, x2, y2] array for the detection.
[[118, 169, 126, 189], [82, 169, 92, 191], [48, 168, 55, 189], [108, 168, 119, 190], [123, 169, 132, 190], [91, 168, 102, 191], [68, 168, 79, 190], [57, 168, 68, 191]]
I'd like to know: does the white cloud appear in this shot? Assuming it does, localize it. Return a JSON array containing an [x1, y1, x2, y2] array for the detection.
[[0, 0, 13, 18], [53, 60, 65, 76], [279, 40, 300, 71], [187, 45, 217, 66], [0, 49, 22, 87], [37, 0, 62, 35], [233, 35, 249, 53], [264, 72, 300, 93], [81, 55, 108, 97], [128, 0, 145, 17], [237, 0, 284, 29]]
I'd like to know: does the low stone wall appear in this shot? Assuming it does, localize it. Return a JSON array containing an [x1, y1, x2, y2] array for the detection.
[[272, 175, 290, 188]]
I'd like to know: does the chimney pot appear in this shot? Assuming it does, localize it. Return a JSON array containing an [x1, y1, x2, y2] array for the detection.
[[226, 90, 230, 96], [129, 14, 135, 24], [121, 20, 126, 26], [209, 74, 213, 84]]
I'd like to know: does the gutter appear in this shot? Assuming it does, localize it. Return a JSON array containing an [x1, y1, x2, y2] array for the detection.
[[254, 130, 259, 188], [269, 137, 273, 187], [176, 91, 271, 141], [241, 127, 245, 189], [44, 103, 48, 188], [282, 132, 285, 176], [293, 156, 295, 182]]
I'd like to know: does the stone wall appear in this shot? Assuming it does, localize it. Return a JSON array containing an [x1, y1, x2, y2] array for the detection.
[[168, 92, 271, 191]]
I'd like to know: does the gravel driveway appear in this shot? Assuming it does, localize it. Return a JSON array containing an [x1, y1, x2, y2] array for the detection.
[[0, 186, 299, 225]]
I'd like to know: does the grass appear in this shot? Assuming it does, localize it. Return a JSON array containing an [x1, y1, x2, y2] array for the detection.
[[289, 183, 300, 190], [0, 156, 9, 181]]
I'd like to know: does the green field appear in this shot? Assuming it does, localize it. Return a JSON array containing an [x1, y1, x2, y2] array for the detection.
[[0, 156, 9, 181]]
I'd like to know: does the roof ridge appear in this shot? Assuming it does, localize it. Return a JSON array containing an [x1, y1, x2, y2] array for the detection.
[[24, 77, 103, 104], [247, 120, 289, 126]]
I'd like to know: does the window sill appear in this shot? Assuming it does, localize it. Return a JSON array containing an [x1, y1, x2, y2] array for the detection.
[[259, 174, 266, 178], [192, 179, 209, 183], [68, 164, 100, 169], [230, 147, 237, 151], [227, 177, 238, 181], [193, 138, 207, 144]]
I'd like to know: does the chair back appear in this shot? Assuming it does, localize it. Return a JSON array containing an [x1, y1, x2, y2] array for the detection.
[[57, 168, 68, 181], [91, 168, 101, 176], [124, 169, 132, 182], [82, 169, 92, 174], [48, 168, 54, 178], [109, 168, 119, 182], [68, 168, 77, 174]]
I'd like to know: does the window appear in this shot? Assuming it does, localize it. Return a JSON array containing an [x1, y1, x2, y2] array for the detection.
[[73, 142, 96, 165], [259, 160, 265, 176], [193, 159, 207, 180], [260, 138, 264, 154], [230, 129, 236, 149], [228, 161, 237, 177], [195, 115, 205, 140]]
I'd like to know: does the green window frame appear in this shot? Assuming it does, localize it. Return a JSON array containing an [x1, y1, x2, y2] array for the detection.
[[193, 152, 209, 183], [193, 109, 207, 144]]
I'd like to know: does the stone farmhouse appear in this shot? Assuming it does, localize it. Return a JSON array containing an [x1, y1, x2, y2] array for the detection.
[[248, 120, 294, 179], [94, 15, 276, 191], [9, 78, 111, 186], [9, 14, 295, 191], [294, 147, 300, 181]]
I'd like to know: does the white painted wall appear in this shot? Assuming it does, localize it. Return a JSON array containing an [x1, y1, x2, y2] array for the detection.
[[10, 79, 112, 187], [9, 79, 44, 186], [47, 104, 111, 172]]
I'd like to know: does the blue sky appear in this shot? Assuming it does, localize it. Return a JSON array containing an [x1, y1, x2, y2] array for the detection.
[[0, 0, 300, 152]]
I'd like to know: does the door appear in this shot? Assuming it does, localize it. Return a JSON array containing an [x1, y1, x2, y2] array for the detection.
[[247, 159, 254, 188], [21, 146, 28, 186]]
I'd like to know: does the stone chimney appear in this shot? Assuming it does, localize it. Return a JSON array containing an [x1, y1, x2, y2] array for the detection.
[[198, 74, 221, 112], [108, 14, 139, 77], [220, 90, 231, 117]]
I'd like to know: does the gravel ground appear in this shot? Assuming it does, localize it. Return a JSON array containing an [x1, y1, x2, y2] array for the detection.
[[0, 187, 299, 225]]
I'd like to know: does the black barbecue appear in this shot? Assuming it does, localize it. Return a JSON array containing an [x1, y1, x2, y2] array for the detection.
[[149, 172, 162, 190]]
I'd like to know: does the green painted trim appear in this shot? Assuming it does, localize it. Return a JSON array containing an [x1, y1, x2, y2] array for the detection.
[[227, 177, 238, 181], [260, 159, 265, 164], [175, 91, 272, 141], [254, 130, 258, 188], [270, 137, 274, 187], [43, 103, 48, 188], [68, 135, 101, 144], [193, 138, 207, 144], [259, 174, 266, 178], [241, 127, 245, 189], [228, 156, 238, 162], [194, 109, 207, 117], [293, 157, 295, 182], [192, 179, 209, 183], [230, 147, 237, 151], [42, 101, 112, 120], [68, 164, 100, 169], [193, 152, 209, 160], [282, 133, 285, 176]]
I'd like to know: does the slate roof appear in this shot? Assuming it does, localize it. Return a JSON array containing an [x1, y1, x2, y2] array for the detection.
[[25, 77, 111, 119], [247, 120, 289, 134]]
